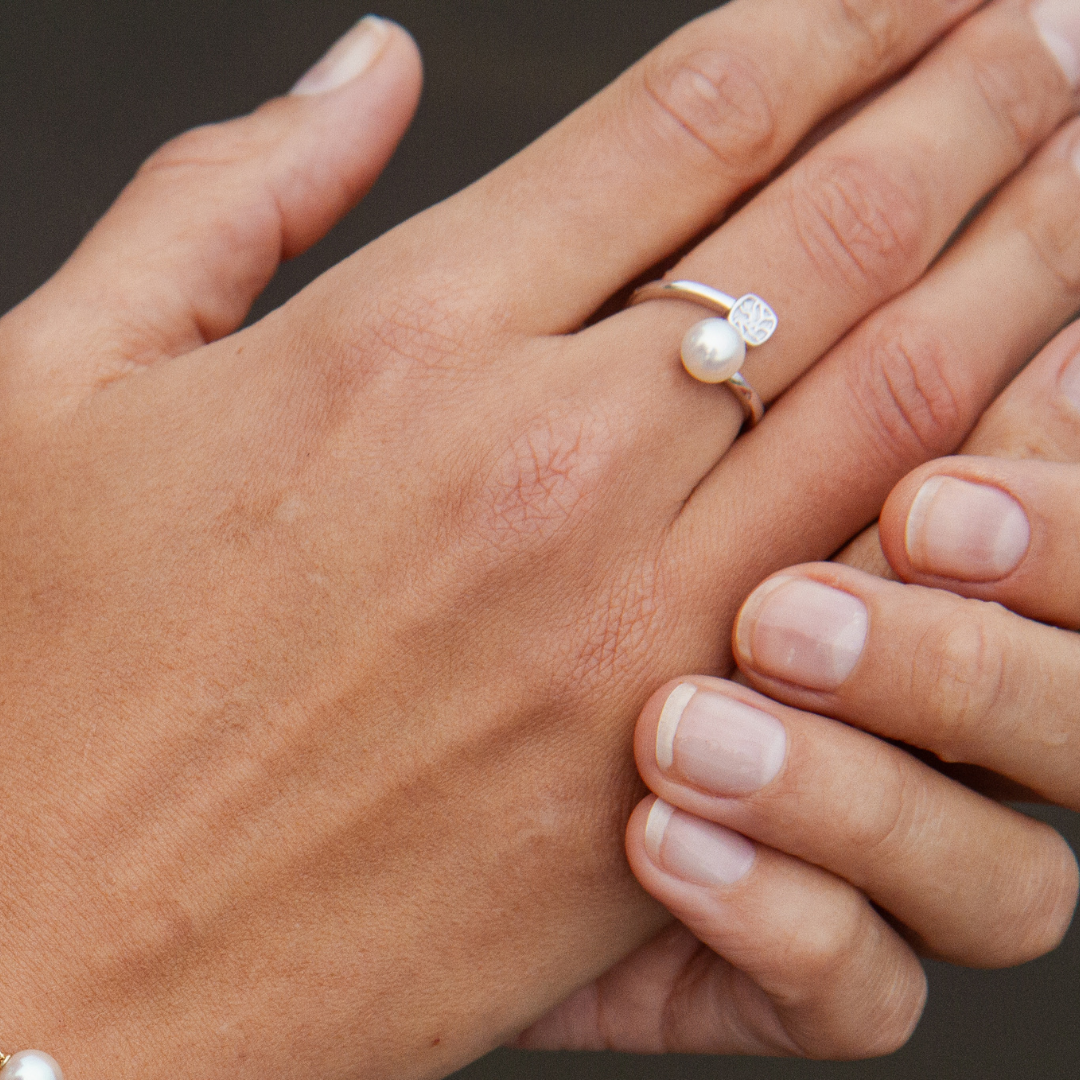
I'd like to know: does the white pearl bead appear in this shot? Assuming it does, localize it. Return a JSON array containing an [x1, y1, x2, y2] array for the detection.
[[681, 318, 747, 384], [0, 1052, 63, 1080]]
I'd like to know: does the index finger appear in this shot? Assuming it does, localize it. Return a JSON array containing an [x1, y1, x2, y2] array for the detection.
[[431, 0, 986, 335], [731, 561, 1080, 807]]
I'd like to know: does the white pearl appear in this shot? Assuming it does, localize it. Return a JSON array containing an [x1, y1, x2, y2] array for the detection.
[[0, 1052, 63, 1080], [681, 318, 746, 384]]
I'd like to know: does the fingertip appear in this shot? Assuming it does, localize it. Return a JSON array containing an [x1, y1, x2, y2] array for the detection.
[[634, 679, 707, 776], [878, 460, 955, 581], [289, 16, 422, 101]]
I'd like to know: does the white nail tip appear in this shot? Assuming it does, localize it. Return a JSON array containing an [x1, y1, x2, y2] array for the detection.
[[735, 574, 794, 660], [644, 800, 675, 860], [656, 683, 697, 772], [290, 16, 391, 96], [904, 475, 943, 563]]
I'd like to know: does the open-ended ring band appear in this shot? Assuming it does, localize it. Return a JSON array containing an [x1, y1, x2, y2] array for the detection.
[[628, 280, 778, 428]]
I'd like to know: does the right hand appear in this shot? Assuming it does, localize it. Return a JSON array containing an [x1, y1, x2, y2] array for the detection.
[[1, 1, 1078, 1076]]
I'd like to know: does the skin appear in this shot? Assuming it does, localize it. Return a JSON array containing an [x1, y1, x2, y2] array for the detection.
[[0, 0, 1078, 1076], [735, 322, 1080, 793], [600, 239, 1080, 1060]]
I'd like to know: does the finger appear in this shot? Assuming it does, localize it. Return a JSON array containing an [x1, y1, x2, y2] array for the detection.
[[880, 457, 1080, 627], [636, 679, 1078, 968], [949, 319, 1080, 463], [672, 107, 1080, 626], [613, 0, 1079, 420], [622, 796, 927, 1058], [732, 563, 1080, 810], [5, 18, 422, 397], [834, 251, 1080, 580], [435, 0, 986, 335], [869, 323, 1080, 625]]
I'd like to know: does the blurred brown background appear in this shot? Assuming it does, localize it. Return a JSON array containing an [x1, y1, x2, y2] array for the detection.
[[0, 2, 1076, 1076]]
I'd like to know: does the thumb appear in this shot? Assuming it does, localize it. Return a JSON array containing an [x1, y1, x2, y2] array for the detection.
[[6, 15, 422, 403]]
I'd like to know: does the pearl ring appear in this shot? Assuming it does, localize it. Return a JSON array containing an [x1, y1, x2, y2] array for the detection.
[[628, 279, 778, 427]]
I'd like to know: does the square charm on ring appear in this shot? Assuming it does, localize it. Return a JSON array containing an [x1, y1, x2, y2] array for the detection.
[[728, 295, 778, 348]]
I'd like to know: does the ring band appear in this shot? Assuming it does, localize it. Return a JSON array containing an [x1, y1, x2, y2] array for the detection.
[[628, 280, 777, 427]]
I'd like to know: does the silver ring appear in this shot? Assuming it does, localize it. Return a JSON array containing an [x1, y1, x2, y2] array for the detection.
[[628, 280, 777, 427]]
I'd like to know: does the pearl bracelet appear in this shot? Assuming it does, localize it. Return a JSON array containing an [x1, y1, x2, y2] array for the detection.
[[0, 1050, 63, 1080]]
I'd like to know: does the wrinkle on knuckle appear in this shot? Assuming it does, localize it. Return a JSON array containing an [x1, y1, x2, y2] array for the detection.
[[962, 40, 1055, 164], [832, 0, 903, 73], [911, 604, 1008, 758], [788, 154, 926, 301], [1015, 188, 1080, 299], [775, 891, 871, 998], [641, 48, 778, 177], [139, 119, 266, 178], [360, 286, 478, 380], [837, 745, 921, 868], [779, 896, 923, 1060], [846, 319, 966, 469]]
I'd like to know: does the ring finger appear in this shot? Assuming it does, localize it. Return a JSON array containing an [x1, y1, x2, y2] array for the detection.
[[581, 0, 1079, 476], [674, 110, 1080, 629]]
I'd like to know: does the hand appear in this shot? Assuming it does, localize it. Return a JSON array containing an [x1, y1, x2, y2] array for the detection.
[[0, 1, 1075, 1077], [560, 307, 1080, 1058], [734, 320, 1080, 808]]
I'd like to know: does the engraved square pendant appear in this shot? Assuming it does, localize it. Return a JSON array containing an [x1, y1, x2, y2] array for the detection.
[[728, 294, 778, 348]]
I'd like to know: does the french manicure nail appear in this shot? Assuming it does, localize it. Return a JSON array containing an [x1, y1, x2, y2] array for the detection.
[[1061, 352, 1080, 412], [645, 800, 756, 888], [1033, 0, 1080, 88], [905, 477, 1030, 582], [736, 576, 868, 692], [291, 16, 391, 96], [656, 684, 787, 795]]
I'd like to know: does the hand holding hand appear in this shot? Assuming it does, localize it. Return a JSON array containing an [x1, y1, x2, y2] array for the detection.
[[525, 0, 1080, 1058], [577, 173, 1080, 1070], [1, 0, 1077, 1076]]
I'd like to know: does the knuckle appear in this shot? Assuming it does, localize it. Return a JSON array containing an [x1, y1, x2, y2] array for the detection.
[[833, 0, 904, 73], [829, 968, 926, 1061], [1014, 157, 1080, 298], [832, 744, 923, 865], [788, 154, 926, 300], [958, 16, 1065, 162], [969, 56, 1044, 160], [640, 48, 778, 176], [365, 287, 477, 376], [785, 899, 926, 1060], [911, 604, 1008, 756], [778, 889, 872, 991], [846, 318, 967, 467], [139, 117, 267, 178]]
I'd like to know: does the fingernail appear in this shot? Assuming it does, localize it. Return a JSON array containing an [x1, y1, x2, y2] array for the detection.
[[645, 800, 756, 888], [905, 477, 1030, 582], [1033, 0, 1080, 88], [735, 576, 868, 692], [656, 684, 786, 795], [1061, 352, 1080, 412], [291, 16, 391, 96]]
